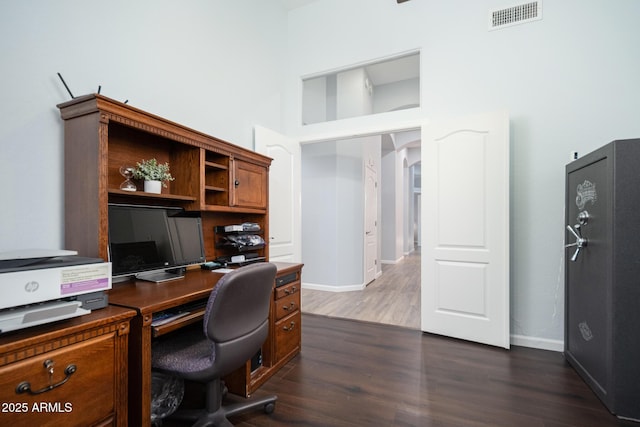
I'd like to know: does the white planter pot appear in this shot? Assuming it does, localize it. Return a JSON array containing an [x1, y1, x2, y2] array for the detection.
[[144, 180, 162, 194]]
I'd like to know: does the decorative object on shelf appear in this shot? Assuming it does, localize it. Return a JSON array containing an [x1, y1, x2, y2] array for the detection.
[[119, 165, 137, 191], [144, 180, 162, 194], [132, 158, 175, 194], [219, 234, 265, 250]]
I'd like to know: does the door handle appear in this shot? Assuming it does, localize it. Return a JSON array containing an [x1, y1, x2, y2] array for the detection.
[[565, 224, 588, 262]]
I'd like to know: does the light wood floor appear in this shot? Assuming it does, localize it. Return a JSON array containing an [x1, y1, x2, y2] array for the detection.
[[301, 250, 421, 329]]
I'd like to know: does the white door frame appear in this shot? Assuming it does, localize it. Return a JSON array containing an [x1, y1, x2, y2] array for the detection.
[[298, 120, 423, 146], [299, 118, 423, 282]]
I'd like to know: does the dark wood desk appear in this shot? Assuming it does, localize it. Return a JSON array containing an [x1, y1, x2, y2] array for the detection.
[[109, 269, 222, 427], [108, 263, 302, 427]]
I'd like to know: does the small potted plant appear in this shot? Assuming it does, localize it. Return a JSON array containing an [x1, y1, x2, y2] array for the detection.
[[132, 158, 175, 194]]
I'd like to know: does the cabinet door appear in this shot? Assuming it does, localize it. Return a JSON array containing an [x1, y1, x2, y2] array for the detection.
[[231, 159, 268, 209], [0, 334, 116, 427]]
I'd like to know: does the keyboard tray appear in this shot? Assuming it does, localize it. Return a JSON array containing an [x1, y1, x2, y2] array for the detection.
[[152, 307, 206, 337]]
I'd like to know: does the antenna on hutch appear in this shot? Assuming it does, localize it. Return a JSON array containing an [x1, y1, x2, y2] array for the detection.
[[57, 73, 75, 99]]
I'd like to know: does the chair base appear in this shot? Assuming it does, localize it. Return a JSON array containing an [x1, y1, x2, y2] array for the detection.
[[170, 392, 277, 427]]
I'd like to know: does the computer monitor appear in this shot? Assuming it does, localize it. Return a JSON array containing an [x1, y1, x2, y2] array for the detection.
[[108, 204, 206, 282]]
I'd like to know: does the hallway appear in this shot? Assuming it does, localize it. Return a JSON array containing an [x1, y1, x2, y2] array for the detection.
[[300, 250, 420, 329]]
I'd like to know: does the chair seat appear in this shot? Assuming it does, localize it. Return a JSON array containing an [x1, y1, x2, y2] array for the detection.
[[153, 328, 216, 380]]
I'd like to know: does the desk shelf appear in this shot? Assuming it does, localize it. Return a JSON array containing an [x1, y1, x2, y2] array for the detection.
[[108, 188, 198, 203]]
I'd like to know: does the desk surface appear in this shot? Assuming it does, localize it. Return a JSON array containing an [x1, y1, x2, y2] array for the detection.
[[108, 262, 302, 315], [108, 269, 224, 315]]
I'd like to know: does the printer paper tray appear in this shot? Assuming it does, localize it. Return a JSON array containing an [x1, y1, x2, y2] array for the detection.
[[0, 300, 90, 334]]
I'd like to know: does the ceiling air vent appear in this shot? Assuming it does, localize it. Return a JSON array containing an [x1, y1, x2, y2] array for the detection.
[[489, 1, 542, 31]]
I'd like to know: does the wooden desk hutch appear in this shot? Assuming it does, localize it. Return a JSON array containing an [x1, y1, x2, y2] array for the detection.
[[56, 94, 302, 426]]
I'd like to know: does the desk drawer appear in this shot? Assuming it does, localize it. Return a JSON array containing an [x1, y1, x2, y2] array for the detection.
[[0, 334, 116, 427], [275, 310, 301, 361], [274, 292, 300, 321], [274, 281, 299, 300]]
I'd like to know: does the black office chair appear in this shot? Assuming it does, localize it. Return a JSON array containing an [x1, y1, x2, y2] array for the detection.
[[151, 263, 278, 427]]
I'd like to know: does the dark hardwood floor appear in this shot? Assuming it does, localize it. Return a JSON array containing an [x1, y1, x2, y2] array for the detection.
[[170, 314, 634, 427]]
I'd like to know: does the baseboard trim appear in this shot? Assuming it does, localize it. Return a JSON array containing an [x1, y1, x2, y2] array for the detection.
[[380, 256, 404, 265], [511, 334, 564, 352], [302, 281, 365, 292]]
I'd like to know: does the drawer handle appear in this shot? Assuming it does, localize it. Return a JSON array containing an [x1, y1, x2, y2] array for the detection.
[[283, 321, 296, 331], [282, 302, 296, 311], [284, 286, 297, 295], [16, 359, 77, 395]]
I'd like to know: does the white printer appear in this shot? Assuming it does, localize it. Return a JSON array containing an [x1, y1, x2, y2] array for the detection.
[[0, 249, 111, 333]]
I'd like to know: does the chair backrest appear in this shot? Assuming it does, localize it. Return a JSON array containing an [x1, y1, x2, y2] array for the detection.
[[203, 262, 277, 344]]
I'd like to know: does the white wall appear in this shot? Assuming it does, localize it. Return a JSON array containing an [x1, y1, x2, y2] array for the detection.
[[335, 140, 365, 285], [301, 141, 339, 284], [380, 147, 404, 264], [0, 0, 287, 253], [284, 0, 640, 347], [302, 137, 377, 289], [373, 77, 420, 113], [336, 68, 373, 120], [302, 76, 327, 124]]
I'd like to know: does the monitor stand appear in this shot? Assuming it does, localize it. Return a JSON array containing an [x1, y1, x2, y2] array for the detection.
[[136, 269, 184, 283]]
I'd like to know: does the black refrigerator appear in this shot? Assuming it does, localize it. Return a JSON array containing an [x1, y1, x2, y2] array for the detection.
[[565, 138, 640, 422]]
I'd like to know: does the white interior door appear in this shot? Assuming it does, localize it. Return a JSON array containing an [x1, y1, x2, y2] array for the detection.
[[254, 126, 301, 262], [364, 161, 378, 285], [421, 112, 510, 349]]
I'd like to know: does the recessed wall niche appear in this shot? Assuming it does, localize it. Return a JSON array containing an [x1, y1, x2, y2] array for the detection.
[[302, 52, 420, 125]]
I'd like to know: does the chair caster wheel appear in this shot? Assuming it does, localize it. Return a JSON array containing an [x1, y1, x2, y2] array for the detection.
[[264, 402, 275, 414]]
